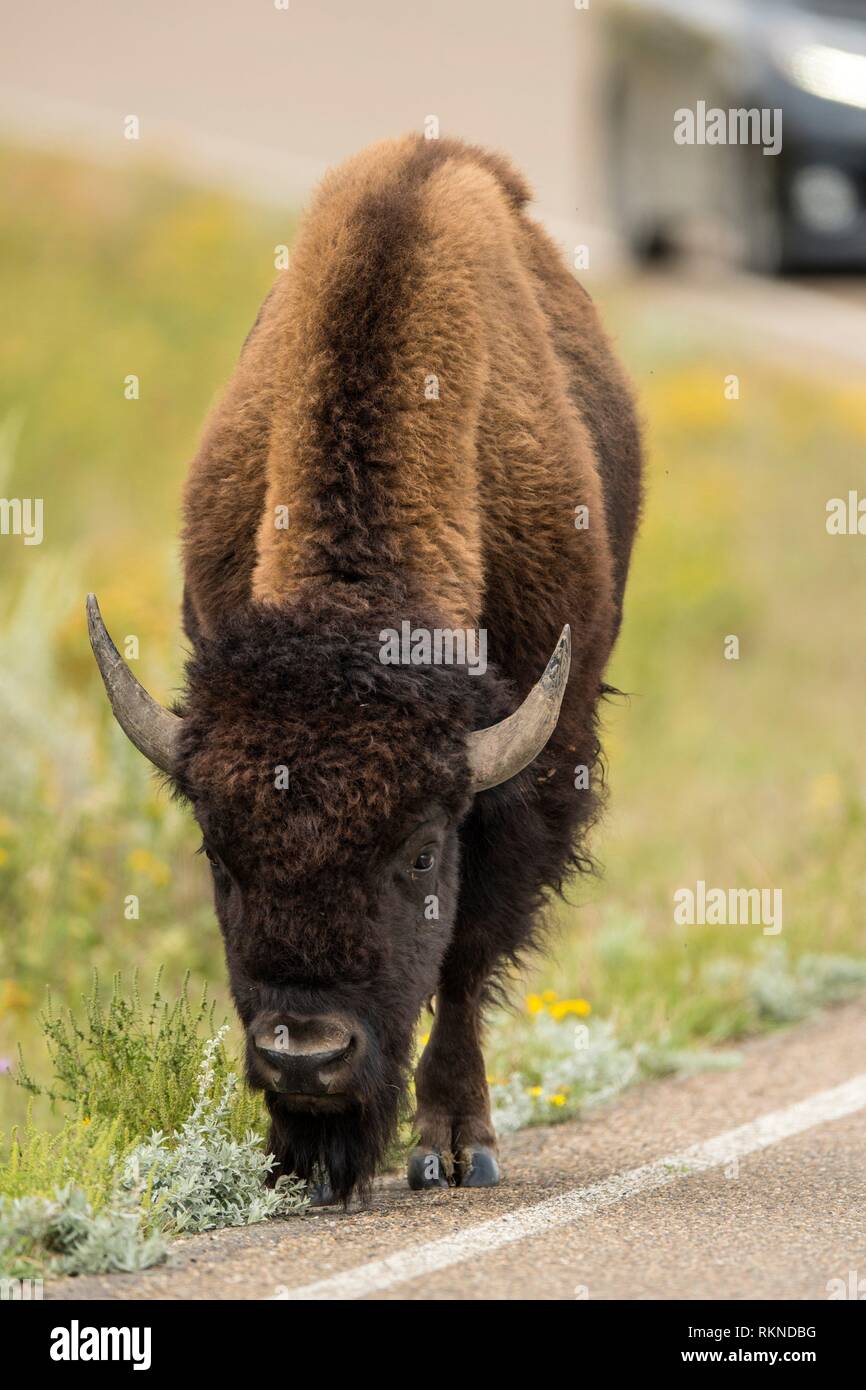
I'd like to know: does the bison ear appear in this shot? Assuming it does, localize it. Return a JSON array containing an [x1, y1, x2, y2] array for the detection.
[[86, 594, 183, 774], [467, 625, 571, 793]]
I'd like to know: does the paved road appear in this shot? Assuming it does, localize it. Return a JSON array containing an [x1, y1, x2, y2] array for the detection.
[[47, 998, 866, 1301], [5, 0, 866, 356], [0, 0, 598, 229], [630, 268, 866, 380]]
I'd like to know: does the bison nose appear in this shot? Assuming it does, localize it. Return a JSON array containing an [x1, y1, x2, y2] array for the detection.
[[258, 1041, 349, 1069], [250, 1013, 355, 1096]]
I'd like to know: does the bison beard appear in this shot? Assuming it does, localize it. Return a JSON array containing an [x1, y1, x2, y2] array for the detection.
[[265, 1056, 408, 1205]]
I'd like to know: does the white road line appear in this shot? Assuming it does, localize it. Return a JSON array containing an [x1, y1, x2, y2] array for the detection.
[[276, 1074, 866, 1300]]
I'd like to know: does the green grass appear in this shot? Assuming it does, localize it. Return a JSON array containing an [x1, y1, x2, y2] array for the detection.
[[0, 145, 289, 1130], [1, 143, 864, 1187], [519, 347, 866, 1053]]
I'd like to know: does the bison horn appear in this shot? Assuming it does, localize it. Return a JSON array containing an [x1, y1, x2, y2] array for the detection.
[[86, 593, 182, 774], [467, 625, 571, 792]]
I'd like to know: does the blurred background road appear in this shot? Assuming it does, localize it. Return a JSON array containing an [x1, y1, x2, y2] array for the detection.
[[0, 0, 602, 237], [2, 0, 865, 347]]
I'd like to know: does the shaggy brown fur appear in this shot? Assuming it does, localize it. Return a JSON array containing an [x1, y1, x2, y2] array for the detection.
[[176, 134, 642, 1201]]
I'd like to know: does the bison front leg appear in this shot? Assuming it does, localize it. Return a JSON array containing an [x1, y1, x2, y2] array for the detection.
[[409, 991, 500, 1190]]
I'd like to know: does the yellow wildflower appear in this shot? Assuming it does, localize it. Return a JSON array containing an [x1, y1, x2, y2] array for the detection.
[[547, 1093, 567, 1107], [541, 989, 558, 1003], [126, 848, 171, 886], [528, 1085, 543, 1098], [809, 773, 842, 813], [549, 998, 592, 1020], [0, 980, 32, 1014], [72, 861, 110, 902], [525, 993, 544, 1015]]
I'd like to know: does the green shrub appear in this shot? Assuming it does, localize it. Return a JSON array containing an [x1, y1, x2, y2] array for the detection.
[[16, 971, 264, 1143], [0, 1110, 124, 1207]]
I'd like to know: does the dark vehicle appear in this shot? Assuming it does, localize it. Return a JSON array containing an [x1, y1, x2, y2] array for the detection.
[[604, 0, 866, 271]]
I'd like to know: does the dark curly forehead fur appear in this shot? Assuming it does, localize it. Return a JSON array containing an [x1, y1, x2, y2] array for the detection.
[[177, 602, 490, 879]]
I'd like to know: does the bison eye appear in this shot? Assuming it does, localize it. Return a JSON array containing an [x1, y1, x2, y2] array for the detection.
[[412, 847, 436, 874], [199, 841, 228, 880]]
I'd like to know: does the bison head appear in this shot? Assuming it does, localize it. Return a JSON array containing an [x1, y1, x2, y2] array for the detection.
[[86, 594, 569, 1201]]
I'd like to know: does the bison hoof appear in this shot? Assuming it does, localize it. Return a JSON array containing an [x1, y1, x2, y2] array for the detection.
[[407, 1147, 450, 1190], [457, 1147, 500, 1188], [308, 1181, 336, 1206]]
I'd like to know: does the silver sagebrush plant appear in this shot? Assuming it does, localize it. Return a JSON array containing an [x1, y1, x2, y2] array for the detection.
[[122, 1028, 308, 1233], [0, 1185, 166, 1278], [749, 945, 866, 1023], [489, 1015, 638, 1135]]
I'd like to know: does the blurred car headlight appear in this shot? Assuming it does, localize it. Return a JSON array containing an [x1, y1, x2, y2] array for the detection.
[[790, 165, 859, 234], [783, 42, 866, 111]]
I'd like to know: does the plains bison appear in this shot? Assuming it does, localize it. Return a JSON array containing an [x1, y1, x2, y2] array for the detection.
[[88, 135, 642, 1202]]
